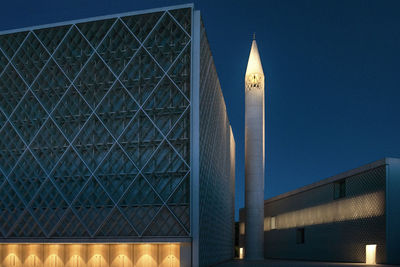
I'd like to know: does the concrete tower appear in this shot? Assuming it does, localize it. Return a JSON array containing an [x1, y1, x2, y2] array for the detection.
[[245, 36, 265, 260]]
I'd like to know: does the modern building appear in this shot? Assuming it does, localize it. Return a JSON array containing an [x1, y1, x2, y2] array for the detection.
[[239, 158, 400, 265], [0, 4, 235, 267]]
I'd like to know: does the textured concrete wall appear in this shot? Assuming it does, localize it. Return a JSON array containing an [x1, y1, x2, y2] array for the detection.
[[239, 164, 389, 263], [386, 158, 400, 264], [197, 19, 235, 267], [263, 166, 386, 263]]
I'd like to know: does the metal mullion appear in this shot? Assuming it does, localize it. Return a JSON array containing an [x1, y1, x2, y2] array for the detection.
[[43, 175, 75, 236], [119, 12, 167, 48], [137, 203, 164, 237], [0, 68, 32, 134], [0, 48, 10, 77], [46, 206, 78, 237], [139, 170, 191, 236], [0, 31, 31, 77], [90, 206, 119, 236], [3, 34, 70, 162], [164, 198, 190, 235], [163, 170, 191, 234], [121, 11, 191, 101], [40, 24, 97, 95], [113, 204, 141, 236], [7, 122, 60, 238], [97, 95, 190, 213], [140, 38, 191, 103], [32, 33, 111, 237], [166, 10, 191, 38], [141, 102, 191, 169], [26, 30, 76, 176], [135, 139, 188, 236], [163, 105, 191, 167], [90, 145, 121, 204], [164, 171, 190, 204], [0, 178, 5, 192], [66, 20, 146, 146], [3, 154, 44, 237], [112, 50, 192, 172], [36, 84, 76, 175], [11, 207, 48, 237], [3, 24, 96, 238], [164, 41, 192, 102], [65, 175, 97, 237], [22, 193, 53, 237]]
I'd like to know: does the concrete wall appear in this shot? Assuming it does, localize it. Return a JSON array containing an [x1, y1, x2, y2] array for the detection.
[[239, 162, 390, 263], [196, 18, 236, 267], [263, 166, 386, 263], [386, 158, 400, 264]]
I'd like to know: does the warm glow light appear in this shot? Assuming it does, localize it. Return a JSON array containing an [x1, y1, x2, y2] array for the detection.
[[1, 243, 181, 267], [264, 191, 384, 230], [270, 217, 276, 230], [366, 244, 377, 265], [239, 248, 244, 259], [239, 223, 245, 235]]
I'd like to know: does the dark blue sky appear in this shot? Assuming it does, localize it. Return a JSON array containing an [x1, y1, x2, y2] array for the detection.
[[1, 0, 400, 220]]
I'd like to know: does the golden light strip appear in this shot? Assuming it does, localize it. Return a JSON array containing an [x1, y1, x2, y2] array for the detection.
[[264, 191, 384, 231]]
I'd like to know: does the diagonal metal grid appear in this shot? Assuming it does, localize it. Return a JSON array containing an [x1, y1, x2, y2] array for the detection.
[[0, 7, 192, 239]]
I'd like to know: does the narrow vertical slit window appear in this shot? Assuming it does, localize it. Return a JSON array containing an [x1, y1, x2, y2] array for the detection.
[[296, 228, 305, 244], [334, 179, 346, 199]]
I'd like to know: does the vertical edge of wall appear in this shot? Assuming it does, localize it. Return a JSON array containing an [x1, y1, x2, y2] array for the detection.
[[180, 242, 191, 267], [386, 158, 400, 264], [191, 8, 201, 267], [230, 126, 236, 259]]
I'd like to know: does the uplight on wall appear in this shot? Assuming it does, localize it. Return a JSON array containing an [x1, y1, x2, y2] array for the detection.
[[239, 248, 244, 259], [366, 244, 377, 265], [270, 217, 276, 230]]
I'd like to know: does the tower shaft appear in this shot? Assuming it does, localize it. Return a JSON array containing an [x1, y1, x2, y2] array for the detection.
[[244, 39, 265, 260]]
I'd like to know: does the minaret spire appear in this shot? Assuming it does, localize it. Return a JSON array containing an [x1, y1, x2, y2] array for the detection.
[[244, 36, 265, 260]]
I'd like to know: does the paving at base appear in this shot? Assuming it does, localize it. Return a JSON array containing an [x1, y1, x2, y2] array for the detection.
[[212, 259, 397, 267]]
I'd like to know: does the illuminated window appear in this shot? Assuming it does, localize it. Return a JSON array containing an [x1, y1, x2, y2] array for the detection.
[[296, 228, 305, 244], [270, 216, 276, 230], [239, 223, 245, 235], [366, 244, 377, 264], [334, 179, 346, 199], [239, 247, 244, 259]]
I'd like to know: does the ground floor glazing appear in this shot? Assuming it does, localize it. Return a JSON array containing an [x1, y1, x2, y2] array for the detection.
[[0, 243, 183, 267]]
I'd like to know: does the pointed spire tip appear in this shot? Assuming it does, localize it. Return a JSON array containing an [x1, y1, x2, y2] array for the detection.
[[253, 32, 256, 40]]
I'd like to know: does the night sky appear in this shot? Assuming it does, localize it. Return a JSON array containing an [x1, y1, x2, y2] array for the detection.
[[1, 0, 400, 220]]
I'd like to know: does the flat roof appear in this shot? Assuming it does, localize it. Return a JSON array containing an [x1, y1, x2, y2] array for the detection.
[[264, 157, 400, 204], [0, 3, 194, 35]]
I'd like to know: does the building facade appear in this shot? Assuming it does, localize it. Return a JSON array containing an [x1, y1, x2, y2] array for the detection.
[[0, 4, 235, 267], [239, 158, 400, 265]]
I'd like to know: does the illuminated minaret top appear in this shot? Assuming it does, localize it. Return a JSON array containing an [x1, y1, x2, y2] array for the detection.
[[245, 35, 264, 91], [244, 35, 265, 260]]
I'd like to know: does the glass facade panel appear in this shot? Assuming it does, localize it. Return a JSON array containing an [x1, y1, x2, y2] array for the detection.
[[0, 7, 191, 240]]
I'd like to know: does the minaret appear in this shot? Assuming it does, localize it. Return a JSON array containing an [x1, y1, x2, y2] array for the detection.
[[245, 35, 265, 260]]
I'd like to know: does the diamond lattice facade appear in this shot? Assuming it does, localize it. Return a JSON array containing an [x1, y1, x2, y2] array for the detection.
[[0, 4, 235, 267]]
